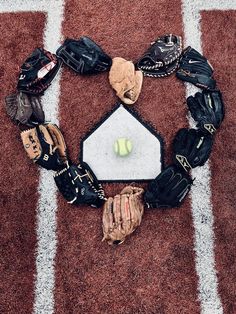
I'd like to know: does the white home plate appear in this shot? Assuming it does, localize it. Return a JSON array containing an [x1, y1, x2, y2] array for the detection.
[[81, 104, 163, 181]]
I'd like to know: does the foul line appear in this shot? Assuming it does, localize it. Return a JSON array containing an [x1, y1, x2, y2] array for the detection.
[[182, 0, 235, 313], [0, 1, 65, 313]]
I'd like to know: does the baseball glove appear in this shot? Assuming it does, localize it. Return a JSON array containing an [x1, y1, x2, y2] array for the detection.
[[109, 57, 143, 105], [187, 90, 225, 135], [102, 186, 144, 245], [5, 92, 45, 127], [136, 34, 182, 77], [172, 128, 214, 172], [20, 124, 67, 170], [144, 165, 192, 208], [17, 48, 61, 95], [176, 46, 216, 90], [56, 36, 112, 75], [54, 162, 106, 208]]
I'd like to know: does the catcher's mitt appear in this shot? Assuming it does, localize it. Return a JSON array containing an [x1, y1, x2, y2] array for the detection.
[[102, 186, 144, 245], [173, 128, 214, 172], [136, 34, 182, 77], [5, 92, 45, 127], [17, 48, 61, 95], [54, 162, 106, 208], [20, 124, 67, 170], [109, 57, 143, 105], [56, 36, 112, 75], [144, 165, 192, 208], [176, 47, 216, 90], [187, 90, 225, 135]]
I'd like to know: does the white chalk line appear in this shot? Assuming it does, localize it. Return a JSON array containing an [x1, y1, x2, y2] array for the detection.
[[182, 0, 235, 313], [0, 1, 65, 313]]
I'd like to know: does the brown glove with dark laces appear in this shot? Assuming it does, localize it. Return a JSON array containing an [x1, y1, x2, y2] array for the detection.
[[102, 186, 144, 245]]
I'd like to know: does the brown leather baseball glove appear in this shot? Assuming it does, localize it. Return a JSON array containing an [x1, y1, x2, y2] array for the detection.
[[109, 57, 143, 105], [5, 92, 45, 127], [102, 186, 144, 245], [20, 124, 67, 170]]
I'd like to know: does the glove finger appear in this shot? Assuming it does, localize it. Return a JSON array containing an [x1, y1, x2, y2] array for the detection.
[[54, 166, 77, 204], [173, 128, 188, 154], [121, 194, 131, 236], [35, 125, 62, 170], [211, 91, 225, 126], [30, 95, 45, 124], [169, 178, 191, 204], [170, 176, 191, 197], [129, 194, 138, 229], [153, 166, 174, 189], [196, 92, 210, 116], [134, 187, 145, 217], [180, 128, 190, 148], [102, 197, 114, 241], [5, 94, 19, 122], [131, 191, 144, 226], [15, 92, 33, 125], [187, 93, 205, 122], [46, 124, 67, 164], [166, 172, 182, 193], [113, 195, 122, 232], [191, 133, 213, 167], [21, 127, 42, 161], [128, 194, 137, 231], [109, 194, 125, 244], [177, 178, 192, 199], [186, 128, 199, 154], [129, 191, 142, 232], [38, 124, 54, 146]]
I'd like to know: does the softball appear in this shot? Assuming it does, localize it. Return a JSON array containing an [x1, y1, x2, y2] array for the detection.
[[114, 138, 133, 157]]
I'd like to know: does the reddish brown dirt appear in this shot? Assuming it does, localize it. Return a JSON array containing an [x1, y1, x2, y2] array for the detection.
[[55, 1, 199, 313], [1, 3, 236, 314], [0, 12, 45, 314], [201, 10, 236, 314]]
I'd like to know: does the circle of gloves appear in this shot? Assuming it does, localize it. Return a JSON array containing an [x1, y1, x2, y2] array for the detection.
[[5, 34, 225, 245]]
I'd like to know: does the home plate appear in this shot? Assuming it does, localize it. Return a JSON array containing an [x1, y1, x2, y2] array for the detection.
[[80, 104, 164, 182]]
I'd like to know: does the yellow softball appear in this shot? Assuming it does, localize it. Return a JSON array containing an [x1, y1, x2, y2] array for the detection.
[[114, 138, 133, 157]]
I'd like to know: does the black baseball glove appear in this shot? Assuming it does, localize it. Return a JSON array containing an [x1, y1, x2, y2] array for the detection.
[[17, 48, 61, 95], [144, 165, 192, 208], [176, 46, 216, 89], [56, 36, 112, 75], [187, 90, 225, 135], [136, 34, 182, 77], [173, 128, 214, 172], [54, 162, 106, 208]]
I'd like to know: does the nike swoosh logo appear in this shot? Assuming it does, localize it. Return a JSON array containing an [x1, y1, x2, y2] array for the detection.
[[188, 60, 200, 64]]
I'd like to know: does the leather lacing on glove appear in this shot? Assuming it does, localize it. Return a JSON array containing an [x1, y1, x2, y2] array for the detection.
[[76, 164, 106, 202], [136, 34, 182, 78], [54, 163, 106, 207]]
